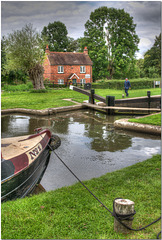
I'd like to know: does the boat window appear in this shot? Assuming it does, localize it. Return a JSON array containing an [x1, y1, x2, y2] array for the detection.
[[1, 160, 15, 180]]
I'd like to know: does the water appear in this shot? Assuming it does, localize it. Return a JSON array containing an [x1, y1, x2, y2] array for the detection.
[[1, 110, 161, 191]]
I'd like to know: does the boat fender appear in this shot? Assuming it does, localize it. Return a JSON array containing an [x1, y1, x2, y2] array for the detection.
[[49, 135, 61, 150]]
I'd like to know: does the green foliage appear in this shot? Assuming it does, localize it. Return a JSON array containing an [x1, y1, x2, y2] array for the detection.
[[84, 7, 139, 80], [1, 37, 6, 74], [1, 155, 161, 239], [1, 70, 28, 85], [66, 37, 81, 52], [148, 66, 160, 78], [41, 21, 68, 52], [136, 59, 145, 78], [5, 23, 45, 72], [92, 78, 159, 90], [3, 24, 46, 90], [144, 34, 161, 77], [2, 82, 33, 92], [30, 89, 48, 93]]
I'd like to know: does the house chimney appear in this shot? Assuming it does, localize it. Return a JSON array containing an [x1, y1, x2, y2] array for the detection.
[[45, 45, 50, 54], [84, 46, 88, 55]]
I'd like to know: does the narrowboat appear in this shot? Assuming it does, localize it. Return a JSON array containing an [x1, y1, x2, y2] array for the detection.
[[1, 128, 61, 202]]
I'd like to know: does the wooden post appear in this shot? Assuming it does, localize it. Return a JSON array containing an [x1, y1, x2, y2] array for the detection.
[[114, 198, 135, 233], [147, 91, 151, 114], [89, 89, 95, 104], [106, 96, 115, 115]]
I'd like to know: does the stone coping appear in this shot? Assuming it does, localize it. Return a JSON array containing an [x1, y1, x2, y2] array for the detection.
[[1, 104, 86, 116], [114, 118, 161, 136]]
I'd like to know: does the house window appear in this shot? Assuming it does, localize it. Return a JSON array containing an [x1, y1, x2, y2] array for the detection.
[[58, 79, 64, 85], [80, 79, 86, 84], [58, 66, 64, 73], [80, 66, 86, 73]]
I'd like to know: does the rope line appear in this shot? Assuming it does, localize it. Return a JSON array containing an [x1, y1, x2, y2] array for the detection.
[[53, 150, 161, 232], [36, 129, 161, 238]]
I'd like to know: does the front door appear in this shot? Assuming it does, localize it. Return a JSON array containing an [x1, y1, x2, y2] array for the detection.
[[72, 79, 77, 85]]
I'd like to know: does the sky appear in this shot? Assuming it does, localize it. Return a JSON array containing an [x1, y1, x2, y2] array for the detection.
[[1, 1, 161, 59]]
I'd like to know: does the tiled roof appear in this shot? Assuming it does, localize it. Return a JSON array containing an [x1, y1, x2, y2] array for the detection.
[[48, 52, 93, 66]]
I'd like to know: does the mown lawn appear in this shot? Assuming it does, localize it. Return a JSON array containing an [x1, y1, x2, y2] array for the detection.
[[129, 113, 161, 126], [1, 155, 161, 239], [1, 88, 161, 110]]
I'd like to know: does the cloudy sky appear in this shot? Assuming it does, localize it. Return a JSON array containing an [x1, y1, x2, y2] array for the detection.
[[1, 1, 161, 59]]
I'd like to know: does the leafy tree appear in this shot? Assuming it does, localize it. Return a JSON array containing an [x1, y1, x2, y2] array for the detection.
[[3, 24, 45, 89], [84, 7, 139, 80], [41, 21, 68, 52], [1, 37, 6, 74], [144, 34, 161, 77], [66, 37, 80, 52], [136, 58, 145, 78]]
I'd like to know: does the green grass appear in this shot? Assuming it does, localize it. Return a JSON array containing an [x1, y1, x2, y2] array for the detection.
[[1, 155, 161, 239], [95, 88, 161, 99], [1, 89, 86, 110], [1, 88, 161, 110], [129, 113, 161, 126]]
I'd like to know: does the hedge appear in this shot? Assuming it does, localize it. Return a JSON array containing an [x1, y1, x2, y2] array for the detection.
[[92, 78, 161, 90]]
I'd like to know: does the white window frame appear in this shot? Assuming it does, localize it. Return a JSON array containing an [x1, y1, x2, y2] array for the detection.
[[58, 66, 64, 73], [80, 79, 86, 84], [80, 66, 86, 73], [58, 79, 64, 85]]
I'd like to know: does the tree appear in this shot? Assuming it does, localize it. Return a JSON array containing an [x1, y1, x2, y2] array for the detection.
[[144, 34, 161, 77], [84, 7, 140, 80], [41, 21, 68, 52], [1, 37, 6, 74], [136, 58, 145, 78], [66, 37, 80, 52], [4, 24, 45, 89]]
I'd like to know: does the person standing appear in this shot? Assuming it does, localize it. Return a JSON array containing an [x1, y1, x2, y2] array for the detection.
[[124, 78, 131, 97]]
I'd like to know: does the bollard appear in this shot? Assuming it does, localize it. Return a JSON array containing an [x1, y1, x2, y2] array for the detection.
[[147, 91, 151, 113], [114, 198, 135, 233], [106, 96, 115, 115], [89, 89, 95, 104]]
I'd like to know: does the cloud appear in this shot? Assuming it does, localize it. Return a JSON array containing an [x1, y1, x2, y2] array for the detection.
[[1, 1, 161, 59]]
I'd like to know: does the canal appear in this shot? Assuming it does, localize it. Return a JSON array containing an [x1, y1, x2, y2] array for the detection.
[[1, 110, 161, 191]]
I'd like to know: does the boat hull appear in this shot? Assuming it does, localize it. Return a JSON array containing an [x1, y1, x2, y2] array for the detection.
[[1, 129, 61, 202], [1, 145, 50, 202]]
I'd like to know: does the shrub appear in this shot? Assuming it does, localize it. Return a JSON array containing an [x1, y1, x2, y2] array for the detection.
[[92, 78, 160, 90], [30, 89, 48, 93], [3, 82, 33, 91]]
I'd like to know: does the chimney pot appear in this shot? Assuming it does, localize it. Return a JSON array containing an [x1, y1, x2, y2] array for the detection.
[[84, 46, 88, 55], [45, 45, 50, 54]]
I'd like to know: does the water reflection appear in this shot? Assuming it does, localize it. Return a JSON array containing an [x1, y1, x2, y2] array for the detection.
[[1, 110, 161, 191]]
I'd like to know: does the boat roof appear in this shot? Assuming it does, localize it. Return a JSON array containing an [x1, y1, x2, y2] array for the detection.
[[1, 133, 46, 160]]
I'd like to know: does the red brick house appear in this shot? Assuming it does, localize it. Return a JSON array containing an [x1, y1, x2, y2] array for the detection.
[[43, 46, 93, 85]]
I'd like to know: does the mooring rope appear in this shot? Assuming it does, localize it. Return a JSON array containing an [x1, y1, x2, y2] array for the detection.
[[53, 150, 161, 236], [36, 129, 161, 238]]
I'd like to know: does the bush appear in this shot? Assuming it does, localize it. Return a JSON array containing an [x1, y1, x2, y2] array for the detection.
[[92, 78, 161, 90], [30, 89, 48, 93], [2, 82, 33, 92], [44, 82, 67, 88]]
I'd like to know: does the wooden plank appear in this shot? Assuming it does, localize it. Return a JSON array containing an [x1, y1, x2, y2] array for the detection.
[[82, 103, 161, 112]]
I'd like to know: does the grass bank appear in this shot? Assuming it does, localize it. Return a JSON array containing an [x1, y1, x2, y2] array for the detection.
[[1, 88, 161, 110], [129, 113, 161, 126], [1, 155, 161, 239]]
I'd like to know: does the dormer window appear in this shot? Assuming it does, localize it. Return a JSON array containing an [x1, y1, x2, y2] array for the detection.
[[80, 66, 86, 73], [58, 66, 64, 73]]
